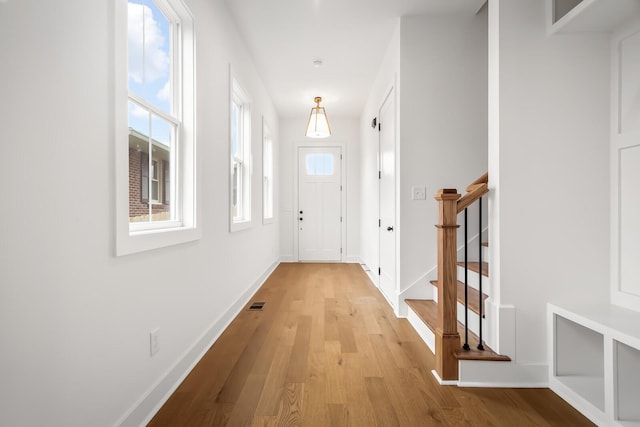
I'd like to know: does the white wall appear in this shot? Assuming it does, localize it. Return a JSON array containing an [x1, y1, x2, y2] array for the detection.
[[398, 12, 488, 292], [488, 0, 610, 365], [0, 0, 279, 425], [279, 117, 360, 262]]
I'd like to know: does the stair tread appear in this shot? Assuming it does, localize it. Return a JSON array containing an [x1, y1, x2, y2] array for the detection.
[[430, 280, 487, 316], [406, 299, 439, 332], [405, 299, 510, 362], [457, 261, 489, 277], [482, 241, 488, 247]]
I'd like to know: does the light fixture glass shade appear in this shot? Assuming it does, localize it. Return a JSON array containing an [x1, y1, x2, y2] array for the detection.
[[305, 97, 331, 138]]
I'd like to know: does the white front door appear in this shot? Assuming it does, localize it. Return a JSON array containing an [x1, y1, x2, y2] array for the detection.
[[379, 90, 396, 303], [298, 147, 342, 261]]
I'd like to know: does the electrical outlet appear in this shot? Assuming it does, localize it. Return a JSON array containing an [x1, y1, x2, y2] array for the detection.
[[412, 185, 426, 200], [150, 328, 160, 357]]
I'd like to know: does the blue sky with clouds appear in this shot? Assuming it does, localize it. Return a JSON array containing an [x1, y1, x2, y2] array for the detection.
[[128, 0, 172, 145]]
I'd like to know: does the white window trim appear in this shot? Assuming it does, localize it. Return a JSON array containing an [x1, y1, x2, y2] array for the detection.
[[115, 0, 199, 256], [262, 118, 274, 224], [151, 160, 160, 203], [230, 72, 252, 232]]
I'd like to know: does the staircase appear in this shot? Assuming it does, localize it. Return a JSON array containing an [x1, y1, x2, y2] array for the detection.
[[405, 173, 510, 383]]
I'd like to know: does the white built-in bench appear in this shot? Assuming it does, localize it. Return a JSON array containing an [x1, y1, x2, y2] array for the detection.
[[548, 303, 640, 427]]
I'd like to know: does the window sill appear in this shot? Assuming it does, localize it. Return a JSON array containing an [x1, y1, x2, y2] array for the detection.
[[130, 220, 181, 233], [117, 224, 201, 256], [230, 219, 252, 232]]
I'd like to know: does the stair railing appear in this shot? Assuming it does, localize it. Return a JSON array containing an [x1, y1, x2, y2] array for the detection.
[[434, 172, 488, 382]]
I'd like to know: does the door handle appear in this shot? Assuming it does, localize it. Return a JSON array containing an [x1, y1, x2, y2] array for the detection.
[[387, 226, 394, 231]]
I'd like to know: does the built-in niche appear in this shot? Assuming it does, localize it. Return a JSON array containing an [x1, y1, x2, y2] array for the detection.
[[549, 304, 640, 425], [554, 314, 604, 411], [615, 340, 640, 422]]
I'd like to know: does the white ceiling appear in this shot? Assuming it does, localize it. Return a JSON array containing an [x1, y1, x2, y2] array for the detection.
[[223, 0, 486, 118]]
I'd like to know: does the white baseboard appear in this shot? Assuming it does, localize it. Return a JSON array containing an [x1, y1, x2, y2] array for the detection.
[[432, 364, 546, 389], [402, 266, 437, 296], [279, 256, 361, 264], [395, 267, 437, 317], [485, 301, 515, 357], [549, 377, 608, 426], [432, 370, 458, 386], [379, 288, 399, 314], [458, 360, 547, 388], [115, 260, 280, 427], [359, 262, 379, 289]]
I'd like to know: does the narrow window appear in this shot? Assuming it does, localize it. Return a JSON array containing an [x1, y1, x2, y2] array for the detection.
[[127, 0, 175, 225], [116, 0, 197, 255], [262, 122, 274, 223], [230, 77, 252, 231]]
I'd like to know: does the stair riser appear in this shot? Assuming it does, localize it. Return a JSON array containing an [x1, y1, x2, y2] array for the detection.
[[456, 265, 490, 293], [406, 308, 436, 354], [482, 245, 489, 262], [430, 283, 485, 337], [456, 300, 484, 338]]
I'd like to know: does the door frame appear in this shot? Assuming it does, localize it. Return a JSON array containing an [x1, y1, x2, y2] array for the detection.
[[293, 141, 346, 262]]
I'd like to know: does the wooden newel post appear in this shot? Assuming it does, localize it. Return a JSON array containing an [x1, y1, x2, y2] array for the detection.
[[434, 188, 461, 381]]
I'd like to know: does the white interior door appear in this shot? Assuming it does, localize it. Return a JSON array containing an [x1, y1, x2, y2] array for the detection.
[[379, 90, 396, 303], [298, 147, 342, 261]]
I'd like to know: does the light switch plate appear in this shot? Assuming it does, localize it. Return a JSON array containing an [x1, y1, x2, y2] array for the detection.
[[412, 185, 426, 200]]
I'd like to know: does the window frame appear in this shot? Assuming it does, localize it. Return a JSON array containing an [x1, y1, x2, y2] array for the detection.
[[151, 160, 160, 204], [115, 0, 199, 256], [262, 119, 274, 224], [229, 74, 252, 232]]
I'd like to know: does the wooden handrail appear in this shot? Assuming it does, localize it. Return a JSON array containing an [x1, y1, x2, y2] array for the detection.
[[457, 183, 488, 214], [466, 172, 488, 191], [456, 173, 489, 214]]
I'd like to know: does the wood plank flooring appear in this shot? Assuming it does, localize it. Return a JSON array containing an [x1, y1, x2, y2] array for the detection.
[[148, 263, 593, 426]]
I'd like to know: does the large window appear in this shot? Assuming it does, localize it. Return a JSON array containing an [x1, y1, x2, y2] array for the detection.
[[116, 0, 197, 255], [127, 0, 176, 226], [262, 121, 274, 223], [230, 77, 252, 231]]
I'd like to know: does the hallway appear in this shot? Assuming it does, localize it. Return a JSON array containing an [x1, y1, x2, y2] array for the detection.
[[149, 263, 592, 426]]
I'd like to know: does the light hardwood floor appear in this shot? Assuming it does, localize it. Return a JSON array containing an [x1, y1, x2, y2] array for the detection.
[[149, 263, 593, 426]]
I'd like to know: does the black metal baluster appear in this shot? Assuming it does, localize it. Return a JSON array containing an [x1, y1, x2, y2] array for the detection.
[[463, 208, 470, 350], [477, 197, 485, 351]]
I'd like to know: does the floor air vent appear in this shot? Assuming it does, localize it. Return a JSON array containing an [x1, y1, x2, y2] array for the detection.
[[248, 302, 266, 311]]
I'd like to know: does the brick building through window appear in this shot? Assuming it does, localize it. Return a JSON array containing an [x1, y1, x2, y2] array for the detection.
[[128, 129, 170, 222]]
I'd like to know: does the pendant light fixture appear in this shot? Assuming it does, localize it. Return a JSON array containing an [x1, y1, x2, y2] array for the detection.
[[305, 96, 331, 138]]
